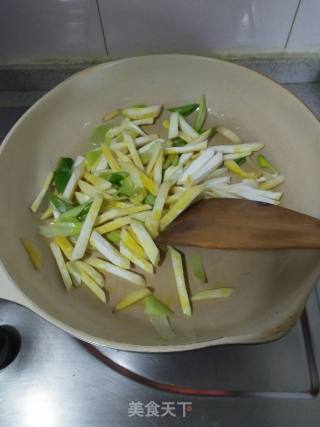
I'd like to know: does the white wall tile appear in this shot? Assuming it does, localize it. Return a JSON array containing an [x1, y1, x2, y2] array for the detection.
[[99, 0, 299, 55], [287, 0, 320, 51], [0, 0, 106, 61]]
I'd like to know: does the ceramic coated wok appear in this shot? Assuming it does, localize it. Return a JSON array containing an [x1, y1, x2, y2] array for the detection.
[[1, 54, 320, 352]]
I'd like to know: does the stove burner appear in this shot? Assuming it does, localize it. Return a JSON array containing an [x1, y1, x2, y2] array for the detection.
[[0, 325, 21, 370], [79, 310, 319, 399]]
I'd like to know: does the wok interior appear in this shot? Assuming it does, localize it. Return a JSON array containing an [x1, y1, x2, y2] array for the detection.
[[1, 55, 320, 350]]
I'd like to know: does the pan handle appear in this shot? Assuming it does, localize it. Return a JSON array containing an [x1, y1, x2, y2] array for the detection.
[[0, 263, 32, 308]]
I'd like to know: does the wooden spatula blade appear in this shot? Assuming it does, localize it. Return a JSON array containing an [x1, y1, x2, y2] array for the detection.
[[156, 198, 320, 250]]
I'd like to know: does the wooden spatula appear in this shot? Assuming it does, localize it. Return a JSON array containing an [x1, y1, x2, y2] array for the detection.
[[156, 198, 320, 250]]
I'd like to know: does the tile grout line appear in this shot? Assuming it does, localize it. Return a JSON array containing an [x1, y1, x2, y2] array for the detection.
[[285, 0, 302, 49], [96, 0, 109, 55]]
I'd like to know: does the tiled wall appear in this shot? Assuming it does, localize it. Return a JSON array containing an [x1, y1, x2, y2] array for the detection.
[[0, 0, 319, 62]]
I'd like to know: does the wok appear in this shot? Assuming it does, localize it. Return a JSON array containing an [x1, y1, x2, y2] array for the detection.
[[1, 54, 320, 352]]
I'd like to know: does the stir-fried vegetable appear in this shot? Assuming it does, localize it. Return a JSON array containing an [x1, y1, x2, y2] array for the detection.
[[191, 287, 233, 301], [190, 253, 206, 283], [113, 288, 152, 312], [169, 246, 191, 316], [31, 95, 285, 339], [21, 239, 42, 270], [30, 171, 54, 213]]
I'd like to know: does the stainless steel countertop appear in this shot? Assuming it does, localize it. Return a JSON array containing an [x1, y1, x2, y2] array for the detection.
[[1, 78, 320, 426]]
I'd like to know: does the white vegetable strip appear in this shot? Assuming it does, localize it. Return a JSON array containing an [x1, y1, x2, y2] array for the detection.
[[191, 288, 233, 301], [217, 127, 241, 144], [213, 143, 264, 154], [192, 128, 213, 144], [119, 242, 153, 274], [165, 141, 207, 154], [71, 195, 103, 261], [168, 112, 179, 140], [124, 132, 144, 171], [133, 118, 154, 125], [223, 151, 252, 160], [188, 152, 223, 185], [209, 167, 228, 178], [66, 261, 82, 287], [204, 176, 231, 190], [31, 171, 54, 212], [122, 118, 145, 136], [163, 165, 183, 184], [135, 134, 159, 147], [96, 204, 151, 225], [230, 183, 282, 200], [50, 242, 73, 291], [179, 152, 193, 166], [131, 220, 160, 266], [168, 246, 191, 316], [179, 115, 199, 139], [160, 185, 203, 231], [87, 257, 146, 287], [63, 156, 85, 200], [90, 230, 130, 269], [178, 147, 215, 184]]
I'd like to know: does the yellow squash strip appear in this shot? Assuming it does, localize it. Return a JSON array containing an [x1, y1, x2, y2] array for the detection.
[[96, 204, 151, 225], [80, 270, 107, 303], [217, 127, 241, 144], [153, 150, 163, 186], [113, 288, 152, 312], [78, 180, 111, 200], [90, 231, 130, 269], [76, 260, 105, 288], [259, 175, 285, 190], [84, 173, 112, 191], [124, 132, 144, 171], [87, 257, 146, 287], [101, 144, 121, 171], [148, 181, 171, 237], [119, 242, 154, 274], [114, 149, 134, 165], [130, 220, 160, 266], [159, 185, 203, 231], [40, 205, 53, 220], [191, 288, 233, 301], [224, 160, 259, 179], [121, 162, 159, 195], [74, 191, 91, 204], [66, 261, 82, 287], [95, 216, 131, 234], [146, 145, 161, 176], [121, 228, 146, 258], [103, 109, 120, 121], [30, 171, 54, 212], [50, 242, 73, 291], [21, 239, 42, 270], [71, 195, 103, 261], [122, 106, 161, 120], [53, 237, 73, 260], [168, 246, 191, 316]]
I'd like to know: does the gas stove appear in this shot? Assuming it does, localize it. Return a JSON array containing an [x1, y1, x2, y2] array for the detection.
[[1, 65, 320, 426]]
